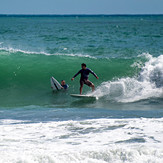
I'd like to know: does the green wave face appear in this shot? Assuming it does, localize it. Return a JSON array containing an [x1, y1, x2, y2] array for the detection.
[[0, 49, 139, 106]]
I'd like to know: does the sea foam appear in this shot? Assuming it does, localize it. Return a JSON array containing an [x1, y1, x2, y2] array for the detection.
[[0, 118, 162, 163], [91, 53, 163, 102], [0, 47, 96, 59]]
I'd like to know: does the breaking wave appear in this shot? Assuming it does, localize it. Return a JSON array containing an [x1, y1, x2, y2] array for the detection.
[[91, 54, 163, 102]]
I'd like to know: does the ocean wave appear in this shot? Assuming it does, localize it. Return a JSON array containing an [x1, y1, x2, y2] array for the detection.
[[0, 47, 96, 59], [0, 47, 162, 105], [91, 53, 163, 102]]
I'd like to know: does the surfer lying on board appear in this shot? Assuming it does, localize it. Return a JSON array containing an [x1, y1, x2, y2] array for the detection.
[[71, 63, 99, 94], [61, 80, 68, 90]]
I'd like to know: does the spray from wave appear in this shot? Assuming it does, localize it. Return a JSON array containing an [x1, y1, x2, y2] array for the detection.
[[91, 54, 163, 103]]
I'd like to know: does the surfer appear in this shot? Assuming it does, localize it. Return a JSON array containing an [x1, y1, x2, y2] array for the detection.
[[71, 63, 99, 94], [61, 80, 68, 90]]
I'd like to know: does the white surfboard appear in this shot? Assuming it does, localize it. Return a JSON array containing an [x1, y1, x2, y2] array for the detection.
[[70, 94, 97, 100], [50, 77, 62, 91]]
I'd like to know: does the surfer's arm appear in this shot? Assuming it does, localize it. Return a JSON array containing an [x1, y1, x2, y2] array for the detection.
[[72, 70, 81, 79], [89, 69, 99, 79]]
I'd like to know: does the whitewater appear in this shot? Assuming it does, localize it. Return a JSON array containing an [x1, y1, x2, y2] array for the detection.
[[0, 117, 163, 163], [91, 53, 163, 103]]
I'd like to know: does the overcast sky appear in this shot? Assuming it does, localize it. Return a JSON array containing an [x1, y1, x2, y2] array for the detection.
[[0, 0, 162, 14]]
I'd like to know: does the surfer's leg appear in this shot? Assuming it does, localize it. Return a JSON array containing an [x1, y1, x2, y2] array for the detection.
[[80, 86, 83, 95], [91, 84, 95, 92], [80, 80, 84, 94], [84, 80, 95, 92]]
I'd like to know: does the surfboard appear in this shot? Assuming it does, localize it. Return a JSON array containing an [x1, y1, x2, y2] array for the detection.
[[70, 94, 97, 100], [50, 77, 62, 91]]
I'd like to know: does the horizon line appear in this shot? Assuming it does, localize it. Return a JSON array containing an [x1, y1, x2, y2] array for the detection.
[[0, 14, 163, 17]]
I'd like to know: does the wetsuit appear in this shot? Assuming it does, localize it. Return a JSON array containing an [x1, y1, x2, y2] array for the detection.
[[61, 84, 68, 90], [73, 68, 97, 87]]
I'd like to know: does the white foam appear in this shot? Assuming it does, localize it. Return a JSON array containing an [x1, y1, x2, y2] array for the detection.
[[0, 118, 162, 162], [91, 53, 163, 102], [0, 47, 96, 59]]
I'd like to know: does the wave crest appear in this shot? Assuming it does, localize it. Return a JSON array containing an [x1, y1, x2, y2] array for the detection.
[[91, 54, 163, 102], [0, 47, 96, 59]]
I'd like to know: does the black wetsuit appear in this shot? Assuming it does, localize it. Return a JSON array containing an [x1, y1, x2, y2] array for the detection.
[[73, 68, 97, 86]]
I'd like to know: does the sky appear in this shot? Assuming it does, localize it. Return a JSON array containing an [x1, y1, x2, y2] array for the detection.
[[0, 0, 163, 15]]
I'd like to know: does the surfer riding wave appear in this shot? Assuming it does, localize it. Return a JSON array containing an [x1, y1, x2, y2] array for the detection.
[[71, 63, 99, 94]]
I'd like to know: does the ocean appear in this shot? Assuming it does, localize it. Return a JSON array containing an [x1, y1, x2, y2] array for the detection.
[[0, 15, 163, 163]]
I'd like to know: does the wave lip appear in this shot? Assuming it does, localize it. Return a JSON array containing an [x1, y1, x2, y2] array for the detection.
[[0, 47, 97, 59], [91, 53, 163, 103]]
